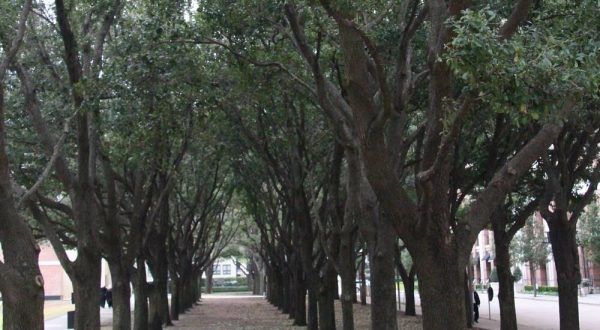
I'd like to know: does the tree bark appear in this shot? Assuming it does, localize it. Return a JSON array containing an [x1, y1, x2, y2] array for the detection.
[[367, 219, 398, 330], [147, 255, 171, 330], [0, 272, 44, 330], [147, 186, 172, 329], [359, 249, 367, 305], [206, 263, 214, 294], [307, 282, 319, 330], [494, 235, 518, 330], [395, 244, 416, 316], [132, 257, 149, 330], [72, 259, 102, 330], [0, 204, 44, 330], [547, 216, 580, 330], [317, 262, 337, 330], [415, 250, 466, 330], [170, 275, 181, 320], [464, 271, 473, 329], [0, 133, 44, 330], [292, 261, 307, 326], [108, 261, 132, 330], [400, 268, 416, 316], [339, 230, 356, 330], [0, 4, 44, 328]]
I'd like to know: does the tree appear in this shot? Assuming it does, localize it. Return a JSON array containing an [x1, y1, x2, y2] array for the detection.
[[11, 1, 124, 328], [578, 200, 600, 266], [512, 215, 550, 297], [538, 120, 600, 330], [395, 240, 417, 316], [197, 1, 598, 328], [491, 184, 542, 330], [0, 1, 45, 329]]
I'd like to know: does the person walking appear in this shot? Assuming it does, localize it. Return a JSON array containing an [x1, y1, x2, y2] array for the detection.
[[473, 290, 481, 323]]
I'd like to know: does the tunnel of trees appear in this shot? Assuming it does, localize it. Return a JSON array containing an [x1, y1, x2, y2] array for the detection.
[[0, 1, 598, 330]]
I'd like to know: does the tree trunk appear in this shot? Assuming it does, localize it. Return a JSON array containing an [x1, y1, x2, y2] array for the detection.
[[402, 271, 416, 316], [147, 264, 171, 330], [317, 263, 337, 330], [206, 263, 214, 294], [250, 259, 261, 295], [72, 259, 102, 330], [170, 276, 181, 321], [109, 261, 132, 330], [529, 263, 537, 297], [464, 271, 473, 329], [133, 257, 149, 330], [147, 218, 172, 328], [307, 286, 318, 330], [359, 249, 367, 305], [548, 218, 580, 330], [0, 202, 45, 330], [281, 267, 290, 313], [495, 239, 518, 330], [339, 230, 356, 330], [367, 220, 398, 330], [0, 87, 46, 330], [293, 264, 307, 326], [1, 275, 45, 330], [415, 252, 466, 330], [395, 245, 416, 316]]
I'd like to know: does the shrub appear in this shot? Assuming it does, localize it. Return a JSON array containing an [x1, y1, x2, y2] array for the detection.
[[489, 268, 499, 282], [205, 286, 249, 293], [523, 285, 558, 294], [512, 266, 523, 282], [213, 277, 247, 287]]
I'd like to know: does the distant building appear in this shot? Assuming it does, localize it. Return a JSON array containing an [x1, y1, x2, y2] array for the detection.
[[202, 257, 245, 279], [471, 228, 497, 285], [470, 211, 600, 289]]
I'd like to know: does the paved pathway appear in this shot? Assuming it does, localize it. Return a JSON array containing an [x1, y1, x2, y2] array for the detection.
[[475, 291, 600, 330], [395, 290, 600, 330]]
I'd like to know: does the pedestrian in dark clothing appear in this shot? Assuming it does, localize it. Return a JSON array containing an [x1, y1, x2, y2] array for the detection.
[[473, 291, 480, 323], [106, 289, 113, 308], [100, 287, 107, 308]]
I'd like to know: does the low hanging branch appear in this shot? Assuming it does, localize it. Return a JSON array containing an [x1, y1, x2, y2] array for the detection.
[[17, 113, 77, 207]]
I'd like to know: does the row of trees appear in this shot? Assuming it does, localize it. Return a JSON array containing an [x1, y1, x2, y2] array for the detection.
[[0, 1, 237, 330], [202, 1, 599, 330], [0, 1, 598, 330]]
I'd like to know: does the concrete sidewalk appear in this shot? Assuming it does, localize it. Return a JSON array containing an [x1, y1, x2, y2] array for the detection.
[[396, 290, 600, 330], [513, 291, 600, 305], [44, 306, 112, 329]]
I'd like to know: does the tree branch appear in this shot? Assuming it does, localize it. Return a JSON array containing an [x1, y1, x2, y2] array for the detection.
[[499, 0, 535, 39], [0, 0, 32, 80], [28, 202, 73, 275], [460, 120, 564, 249], [17, 113, 76, 207]]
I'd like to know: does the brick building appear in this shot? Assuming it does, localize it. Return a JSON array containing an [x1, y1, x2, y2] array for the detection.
[[470, 211, 600, 290]]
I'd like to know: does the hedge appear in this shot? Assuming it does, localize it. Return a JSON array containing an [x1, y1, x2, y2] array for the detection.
[[524, 285, 558, 294], [205, 286, 249, 293]]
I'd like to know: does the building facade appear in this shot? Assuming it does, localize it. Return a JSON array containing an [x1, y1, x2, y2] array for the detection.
[[470, 211, 600, 290]]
